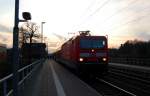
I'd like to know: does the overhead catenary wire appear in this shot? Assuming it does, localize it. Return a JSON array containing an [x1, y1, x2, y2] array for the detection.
[[77, 0, 111, 27], [84, 1, 149, 31], [103, 11, 150, 32], [74, 0, 137, 31], [97, 0, 139, 28], [73, 0, 150, 37], [80, 0, 97, 18], [86, 0, 110, 18]]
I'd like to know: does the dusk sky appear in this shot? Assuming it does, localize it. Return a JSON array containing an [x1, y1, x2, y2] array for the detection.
[[0, 0, 150, 52]]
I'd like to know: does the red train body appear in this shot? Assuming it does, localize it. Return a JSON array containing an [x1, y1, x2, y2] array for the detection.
[[54, 33, 108, 75]]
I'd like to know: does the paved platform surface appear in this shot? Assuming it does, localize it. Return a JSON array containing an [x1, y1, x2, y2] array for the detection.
[[22, 59, 101, 96]]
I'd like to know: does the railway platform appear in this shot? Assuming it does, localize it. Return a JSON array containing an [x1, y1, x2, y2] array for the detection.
[[21, 60, 101, 96]]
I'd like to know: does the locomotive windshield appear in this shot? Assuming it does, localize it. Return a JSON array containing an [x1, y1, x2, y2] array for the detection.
[[80, 38, 106, 49]]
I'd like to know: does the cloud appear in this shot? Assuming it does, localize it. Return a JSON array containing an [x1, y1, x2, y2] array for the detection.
[[0, 24, 12, 48], [52, 33, 67, 41], [0, 32, 12, 48], [125, 16, 150, 41], [136, 32, 150, 41], [0, 24, 11, 32], [48, 42, 60, 47]]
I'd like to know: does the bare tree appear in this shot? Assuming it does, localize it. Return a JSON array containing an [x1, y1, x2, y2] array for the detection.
[[19, 22, 41, 65], [19, 22, 41, 47]]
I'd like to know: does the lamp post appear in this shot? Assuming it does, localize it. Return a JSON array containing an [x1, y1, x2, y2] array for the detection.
[[12, 0, 19, 96], [13, 1, 31, 96], [44, 37, 49, 55], [41, 22, 46, 43]]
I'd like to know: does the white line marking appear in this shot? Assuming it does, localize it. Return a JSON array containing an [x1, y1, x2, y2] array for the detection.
[[50, 63, 66, 96], [97, 78, 137, 96]]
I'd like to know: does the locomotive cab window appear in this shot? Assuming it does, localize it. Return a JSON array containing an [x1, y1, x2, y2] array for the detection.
[[80, 38, 106, 49]]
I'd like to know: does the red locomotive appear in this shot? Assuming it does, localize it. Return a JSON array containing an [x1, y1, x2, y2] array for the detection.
[[54, 31, 108, 75]]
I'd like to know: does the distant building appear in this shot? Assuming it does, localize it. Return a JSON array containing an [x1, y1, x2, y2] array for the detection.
[[0, 44, 7, 61], [22, 43, 47, 60]]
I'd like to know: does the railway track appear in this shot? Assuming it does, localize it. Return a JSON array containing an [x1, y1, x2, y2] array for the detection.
[[80, 67, 150, 96], [80, 75, 135, 96], [97, 78, 136, 96], [102, 70, 150, 96], [57, 61, 150, 95]]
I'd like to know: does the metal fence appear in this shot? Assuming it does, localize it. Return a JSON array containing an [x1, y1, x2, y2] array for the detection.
[[109, 58, 150, 67], [0, 59, 44, 96]]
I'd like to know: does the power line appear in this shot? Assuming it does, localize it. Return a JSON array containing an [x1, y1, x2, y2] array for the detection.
[[89, 0, 150, 32], [74, 0, 136, 30], [88, 0, 110, 18], [98, 0, 139, 28], [104, 11, 150, 32], [73, 0, 149, 35], [77, 0, 111, 27], [80, 0, 97, 17]]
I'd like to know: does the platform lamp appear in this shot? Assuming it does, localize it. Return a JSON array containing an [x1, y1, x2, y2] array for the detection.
[[41, 22, 46, 43]]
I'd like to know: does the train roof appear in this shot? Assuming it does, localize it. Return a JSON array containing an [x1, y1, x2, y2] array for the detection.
[[61, 35, 107, 47], [76, 35, 107, 40]]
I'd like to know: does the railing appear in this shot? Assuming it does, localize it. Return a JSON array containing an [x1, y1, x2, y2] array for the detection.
[[0, 59, 44, 96], [109, 58, 150, 67]]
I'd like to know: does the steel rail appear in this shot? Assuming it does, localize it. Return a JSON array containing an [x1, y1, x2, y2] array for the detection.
[[96, 77, 137, 96], [108, 70, 150, 95], [110, 58, 150, 67], [109, 69, 150, 84], [109, 63, 150, 72]]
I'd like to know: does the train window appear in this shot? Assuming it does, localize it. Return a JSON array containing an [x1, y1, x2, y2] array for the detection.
[[80, 39, 105, 48]]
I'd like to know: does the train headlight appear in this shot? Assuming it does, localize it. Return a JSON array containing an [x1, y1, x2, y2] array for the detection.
[[102, 58, 107, 61], [79, 58, 84, 62], [91, 49, 95, 52]]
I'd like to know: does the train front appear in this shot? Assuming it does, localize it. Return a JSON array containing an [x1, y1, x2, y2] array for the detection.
[[77, 36, 108, 75]]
